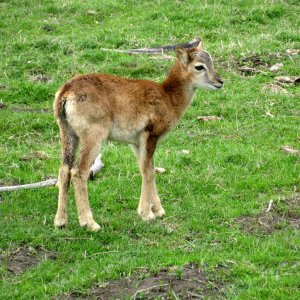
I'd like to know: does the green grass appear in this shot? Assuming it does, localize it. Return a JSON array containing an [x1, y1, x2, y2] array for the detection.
[[0, 0, 299, 299]]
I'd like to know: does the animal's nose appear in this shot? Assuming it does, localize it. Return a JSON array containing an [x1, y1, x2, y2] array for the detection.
[[217, 78, 223, 85]]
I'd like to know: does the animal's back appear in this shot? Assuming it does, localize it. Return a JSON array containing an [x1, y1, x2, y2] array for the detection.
[[54, 73, 173, 138]]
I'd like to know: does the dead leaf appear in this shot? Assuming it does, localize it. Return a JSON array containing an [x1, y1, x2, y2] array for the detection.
[[269, 63, 283, 72], [197, 116, 223, 122], [286, 49, 299, 56], [20, 151, 50, 161], [262, 83, 289, 95], [238, 67, 258, 75], [155, 167, 166, 174], [87, 10, 97, 15], [281, 146, 300, 156], [275, 76, 300, 84], [182, 150, 190, 155], [265, 111, 274, 118]]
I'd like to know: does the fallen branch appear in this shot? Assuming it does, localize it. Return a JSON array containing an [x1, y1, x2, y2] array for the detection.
[[101, 38, 200, 55], [0, 179, 57, 192], [1, 155, 105, 192]]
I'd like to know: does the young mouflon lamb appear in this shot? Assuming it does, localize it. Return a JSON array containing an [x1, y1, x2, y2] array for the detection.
[[53, 40, 223, 231]]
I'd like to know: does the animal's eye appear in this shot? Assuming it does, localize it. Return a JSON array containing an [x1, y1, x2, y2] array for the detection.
[[195, 65, 206, 71]]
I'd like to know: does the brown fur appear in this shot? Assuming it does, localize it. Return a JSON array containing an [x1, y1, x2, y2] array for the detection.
[[53, 40, 223, 231]]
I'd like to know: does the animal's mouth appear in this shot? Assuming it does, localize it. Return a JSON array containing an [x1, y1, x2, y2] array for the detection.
[[212, 78, 223, 90], [212, 84, 223, 90]]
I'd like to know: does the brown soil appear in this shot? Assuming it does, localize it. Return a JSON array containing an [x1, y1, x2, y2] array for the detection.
[[233, 52, 288, 76], [238, 54, 271, 68], [236, 195, 300, 234], [0, 246, 57, 275], [234, 53, 272, 76], [66, 263, 223, 299]]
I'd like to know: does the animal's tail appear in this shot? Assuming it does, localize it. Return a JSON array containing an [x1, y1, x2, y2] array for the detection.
[[53, 83, 78, 168], [53, 83, 71, 120]]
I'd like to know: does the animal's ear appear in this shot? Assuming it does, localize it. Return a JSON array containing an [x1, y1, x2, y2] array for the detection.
[[196, 40, 203, 51], [176, 47, 190, 66], [189, 39, 203, 58]]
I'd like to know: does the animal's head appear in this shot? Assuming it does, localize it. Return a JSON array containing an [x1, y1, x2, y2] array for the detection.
[[176, 40, 223, 90]]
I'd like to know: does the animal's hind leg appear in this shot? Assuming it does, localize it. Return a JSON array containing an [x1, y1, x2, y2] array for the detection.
[[54, 121, 78, 229], [71, 129, 107, 232]]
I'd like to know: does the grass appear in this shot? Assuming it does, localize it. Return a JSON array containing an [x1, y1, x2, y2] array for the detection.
[[0, 0, 299, 299]]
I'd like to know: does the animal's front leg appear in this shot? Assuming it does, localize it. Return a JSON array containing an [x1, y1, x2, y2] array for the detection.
[[151, 190, 165, 218], [138, 173, 156, 221], [137, 134, 165, 221], [139, 177, 165, 220], [131, 143, 153, 220]]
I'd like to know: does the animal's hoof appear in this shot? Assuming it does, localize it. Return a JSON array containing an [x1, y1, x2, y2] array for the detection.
[[153, 207, 166, 218], [87, 221, 101, 232], [54, 216, 67, 229], [139, 209, 156, 221], [80, 219, 101, 232]]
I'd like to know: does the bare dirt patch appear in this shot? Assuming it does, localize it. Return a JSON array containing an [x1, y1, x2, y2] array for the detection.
[[0, 246, 57, 275], [65, 263, 224, 299], [236, 53, 272, 75], [234, 52, 296, 76], [236, 195, 300, 234]]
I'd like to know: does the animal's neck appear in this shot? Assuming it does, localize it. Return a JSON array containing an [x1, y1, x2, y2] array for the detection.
[[162, 61, 196, 118]]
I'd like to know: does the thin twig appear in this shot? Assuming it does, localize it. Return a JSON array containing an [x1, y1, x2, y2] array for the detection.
[[266, 199, 274, 212], [87, 250, 119, 257], [131, 283, 169, 299], [171, 288, 180, 300], [59, 237, 94, 241], [208, 280, 220, 290], [187, 291, 204, 299]]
